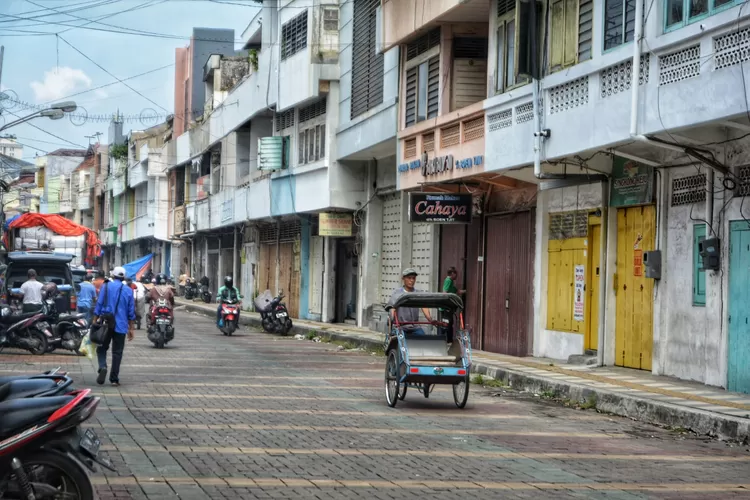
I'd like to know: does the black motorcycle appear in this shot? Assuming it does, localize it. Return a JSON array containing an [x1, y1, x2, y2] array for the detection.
[[184, 278, 198, 300], [147, 299, 174, 349], [0, 308, 53, 356], [258, 292, 293, 334], [200, 282, 212, 304], [40, 297, 88, 355]]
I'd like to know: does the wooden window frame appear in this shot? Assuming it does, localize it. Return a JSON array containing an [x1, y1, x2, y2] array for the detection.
[[495, 3, 528, 94], [403, 46, 440, 128], [550, 0, 585, 72]]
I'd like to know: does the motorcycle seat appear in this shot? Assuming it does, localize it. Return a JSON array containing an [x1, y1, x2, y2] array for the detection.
[[0, 311, 39, 324], [0, 379, 61, 402], [59, 313, 86, 322], [0, 391, 74, 439]]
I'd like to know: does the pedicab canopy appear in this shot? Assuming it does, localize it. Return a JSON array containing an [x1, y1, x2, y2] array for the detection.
[[385, 292, 464, 313]]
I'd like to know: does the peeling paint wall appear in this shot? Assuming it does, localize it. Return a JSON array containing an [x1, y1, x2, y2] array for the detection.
[[219, 57, 251, 91]]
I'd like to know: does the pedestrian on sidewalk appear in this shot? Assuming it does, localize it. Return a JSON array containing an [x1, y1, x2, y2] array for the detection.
[[77, 273, 97, 324], [387, 268, 434, 335], [440, 267, 465, 343], [93, 266, 135, 387]]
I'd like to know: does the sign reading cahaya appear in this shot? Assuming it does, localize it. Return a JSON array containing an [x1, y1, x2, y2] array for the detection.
[[408, 193, 473, 224]]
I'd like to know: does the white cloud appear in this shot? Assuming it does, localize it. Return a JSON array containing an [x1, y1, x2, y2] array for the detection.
[[30, 66, 93, 102]]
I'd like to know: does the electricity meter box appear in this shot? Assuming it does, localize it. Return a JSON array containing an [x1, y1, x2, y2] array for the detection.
[[643, 250, 661, 279], [699, 237, 721, 271]]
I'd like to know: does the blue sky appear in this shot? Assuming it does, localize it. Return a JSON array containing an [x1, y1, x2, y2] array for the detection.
[[0, 0, 259, 160]]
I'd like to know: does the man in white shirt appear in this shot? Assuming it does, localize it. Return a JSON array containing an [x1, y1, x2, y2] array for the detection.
[[17, 269, 44, 313]]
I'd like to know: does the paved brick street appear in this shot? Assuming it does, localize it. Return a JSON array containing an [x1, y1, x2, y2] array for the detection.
[[3, 309, 750, 499]]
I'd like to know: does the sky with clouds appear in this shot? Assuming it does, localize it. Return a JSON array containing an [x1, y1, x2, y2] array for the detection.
[[0, 0, 260, 160]]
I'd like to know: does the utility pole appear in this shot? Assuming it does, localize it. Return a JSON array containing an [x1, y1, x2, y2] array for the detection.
[[0, 46, 4, 92]]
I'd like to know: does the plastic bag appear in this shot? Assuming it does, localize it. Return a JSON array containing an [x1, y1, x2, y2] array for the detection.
[[253, 290, 274, 313], [78, 332, 94, 359]]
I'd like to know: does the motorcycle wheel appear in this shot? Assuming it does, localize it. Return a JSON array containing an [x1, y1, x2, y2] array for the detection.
[[28, 330, 48, 356], [283, 318, 293, 335], [2, 449, 94, 500], [261, 317, 274, 332]]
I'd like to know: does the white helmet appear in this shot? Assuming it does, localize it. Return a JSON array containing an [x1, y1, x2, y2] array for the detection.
[[111, 267, 126, 279]]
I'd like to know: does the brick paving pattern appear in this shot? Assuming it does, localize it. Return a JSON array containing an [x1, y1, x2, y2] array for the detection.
[[2, 308, 749, 499]]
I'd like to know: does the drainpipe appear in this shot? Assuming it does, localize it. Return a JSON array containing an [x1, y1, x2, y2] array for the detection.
[[597, 179, 610, 367], [629, 0, 645, 139], [274, 218, 281, 294], [706, 170, 715, 237]]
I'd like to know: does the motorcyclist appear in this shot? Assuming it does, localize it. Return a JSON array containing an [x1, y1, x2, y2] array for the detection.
[[217, 276, 241, 325], [147, 273, 175, 327]]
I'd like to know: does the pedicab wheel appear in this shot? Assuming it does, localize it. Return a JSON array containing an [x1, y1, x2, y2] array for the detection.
[[385, 350, 400, 408], [398, 383, 407, 400], [453, 374, 470, 408]]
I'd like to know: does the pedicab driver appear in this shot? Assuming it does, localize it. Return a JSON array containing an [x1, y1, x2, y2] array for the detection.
[[387, 268, 435, 335]]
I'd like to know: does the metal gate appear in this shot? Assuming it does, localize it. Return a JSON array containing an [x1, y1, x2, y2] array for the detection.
[[482, 211, 534, 356], [257, 221, 301, 317], [379, 193, 402, 304], [411, 223, 433, 292]]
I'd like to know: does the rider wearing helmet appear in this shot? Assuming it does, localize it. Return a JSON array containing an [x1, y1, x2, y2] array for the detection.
[[217, 276, 242, 324], [147, 273, 175, 327]]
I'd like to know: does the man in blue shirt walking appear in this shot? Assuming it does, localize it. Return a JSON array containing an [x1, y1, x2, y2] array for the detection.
[[93, 266, 136, 387], [77, 273, 97, 324]]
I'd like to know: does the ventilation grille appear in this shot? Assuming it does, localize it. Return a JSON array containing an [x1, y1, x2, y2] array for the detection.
[[488, 109, 512, 131], [600, 54, 650, 99], [548, 210, 589, 240], [516, 102, 534, 124], [281, 11, 308, 60], [275, 109, 295, 132], [737, 165, 750, 197], [671, 174, 706, 206], [422, 132, 435, 152], [299, 98, 327, 123], [497, 0, 515, 17], [549, 76, 589, 115], [578, 0, 593, 62], [440, 123, 461, 148], [404, 137, 417, 158], [406, 28, 441, 61], [258, 220, 301, 244], [463, 116, 485, 142], [453, 37, 488, 59], [659, 45, 700, 86], [714, 27, 750, 71]]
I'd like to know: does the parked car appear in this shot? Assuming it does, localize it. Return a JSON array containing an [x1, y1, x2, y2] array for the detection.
[[71, 267, 87, 293], [2, 251, 78, 313]]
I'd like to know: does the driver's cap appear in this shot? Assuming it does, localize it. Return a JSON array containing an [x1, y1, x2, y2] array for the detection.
[[402, 268, 418, 277]]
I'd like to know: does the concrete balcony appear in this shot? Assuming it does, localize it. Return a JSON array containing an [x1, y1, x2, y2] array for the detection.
[[59, 199, 73, 214], [76, 189, 92, 211], [128, 160, 148, 188], [112, 176, 126, 197], [121, 214, 151, 242]]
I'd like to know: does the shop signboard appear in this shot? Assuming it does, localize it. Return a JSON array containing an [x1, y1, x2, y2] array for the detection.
[[610, 156, 654, 207], [319, 213, 353, 237], [408, 193, 472, 224]]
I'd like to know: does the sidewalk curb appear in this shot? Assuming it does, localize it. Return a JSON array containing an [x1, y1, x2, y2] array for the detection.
[[181, 302, 750, 443]]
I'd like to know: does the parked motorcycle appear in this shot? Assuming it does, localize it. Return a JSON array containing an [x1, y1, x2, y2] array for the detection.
[[0, 308, 53, 356], [218, 297, 243, 336], [40, 296, 88, 355], [184, 277, 198, 300], [147, 299, 174, 349], [256, 291, 293, 334], [0, 373, 74, 401], [0, 387, 114, 499], [200, 283, 212, 304]]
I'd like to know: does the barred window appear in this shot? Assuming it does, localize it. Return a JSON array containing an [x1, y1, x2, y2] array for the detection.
[[282, 11, 308, 60]]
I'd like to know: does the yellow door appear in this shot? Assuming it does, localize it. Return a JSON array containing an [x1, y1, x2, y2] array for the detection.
[[615, 205, 655, 370], [585, 223, 601, 351]]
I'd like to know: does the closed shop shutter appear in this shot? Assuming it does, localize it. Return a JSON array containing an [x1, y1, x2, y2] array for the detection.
[[379, 193, 402, 304], [411, 223, 433, 292], [257, 221, 302, 317]]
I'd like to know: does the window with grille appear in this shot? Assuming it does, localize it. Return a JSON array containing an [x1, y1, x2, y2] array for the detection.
[[404, 56, 440, 127], [452, 37, 488, 111], [351, 0, 384, 119], [298, 99, 327, 166], [496, 0, 528, 93], [282, 11, 308, 60], [406, 28, 441, 61], [665, 0, 740, 32], [604, 0, 635, 51], [549, 0, 593, 72], [670, 173, 706, 206], [274, 109, 295, 132]]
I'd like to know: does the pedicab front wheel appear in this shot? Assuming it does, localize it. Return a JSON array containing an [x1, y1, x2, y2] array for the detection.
[[385, 350, 401, 407], [453, 374, 470, 408]]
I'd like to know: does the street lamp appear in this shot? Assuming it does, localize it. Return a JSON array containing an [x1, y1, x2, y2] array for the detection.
[[0, 101, 78, 132]]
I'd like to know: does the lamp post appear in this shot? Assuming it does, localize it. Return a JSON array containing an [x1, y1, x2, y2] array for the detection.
[[0, 101, 77, 132]]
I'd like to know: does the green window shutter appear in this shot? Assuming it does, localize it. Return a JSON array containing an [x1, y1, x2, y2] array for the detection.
[[693, 223, 706, 306], [550, 0, 565, 69]]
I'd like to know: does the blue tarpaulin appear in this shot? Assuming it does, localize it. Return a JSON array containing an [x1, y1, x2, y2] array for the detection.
[[122, 254, 153, 280]]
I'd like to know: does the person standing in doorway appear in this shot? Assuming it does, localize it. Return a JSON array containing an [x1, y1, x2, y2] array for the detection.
[[77, 274, 97, 324], [441, 267, 465, 343], [93, 267, 135, 387]]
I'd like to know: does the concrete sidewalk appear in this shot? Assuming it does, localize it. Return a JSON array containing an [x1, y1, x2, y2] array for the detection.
[[178, 298, 750, 442]]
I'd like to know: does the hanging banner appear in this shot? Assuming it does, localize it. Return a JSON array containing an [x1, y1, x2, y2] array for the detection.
[[573, 265, 585, 322], [408, 193, 472, 224], [319, 213, 353, 237], [610, 156, 654, 207]]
